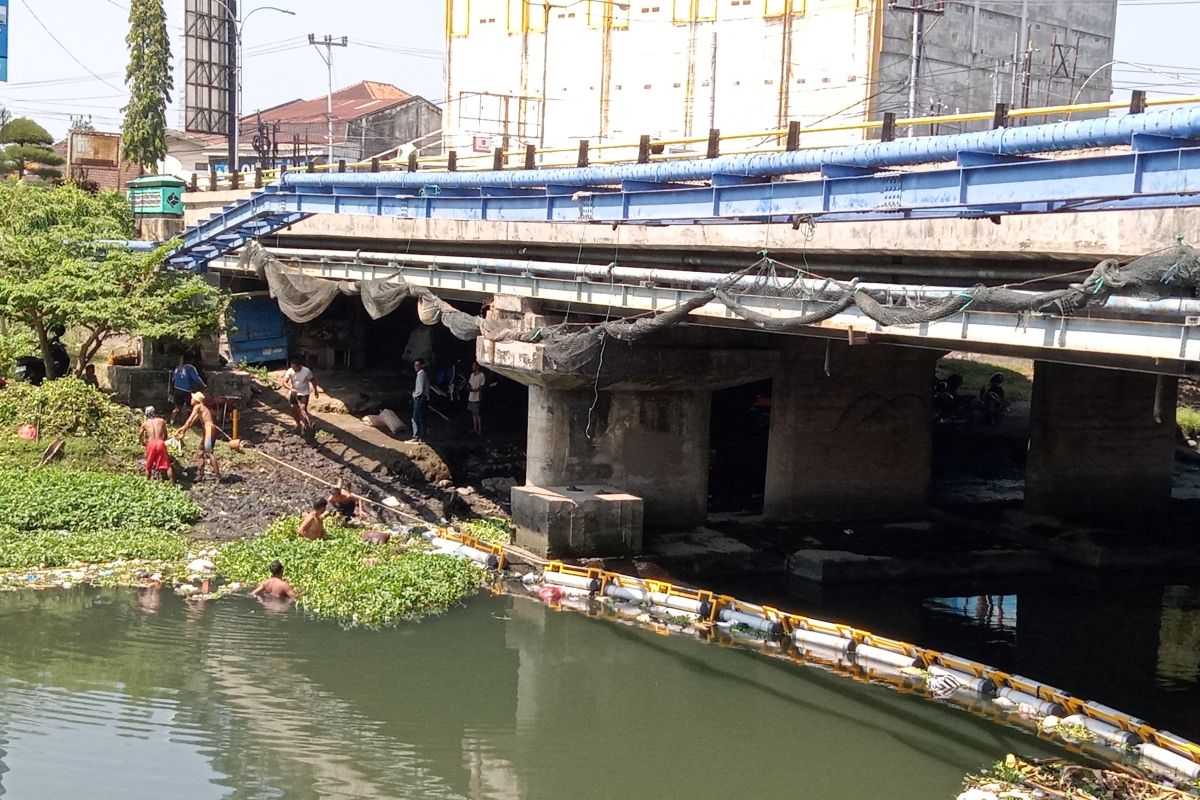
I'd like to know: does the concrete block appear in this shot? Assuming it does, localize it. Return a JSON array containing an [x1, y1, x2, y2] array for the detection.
[[101, 365, 171, 410], [512, 484, 643, 558]]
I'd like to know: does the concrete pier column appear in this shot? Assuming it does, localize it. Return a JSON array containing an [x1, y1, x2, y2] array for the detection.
[[764, 342, 939, 521], [1025, 362, 1177, 514], [526, 385, 712, 528]]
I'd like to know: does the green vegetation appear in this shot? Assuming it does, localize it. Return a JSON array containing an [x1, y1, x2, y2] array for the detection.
[[0, 378, 136, 441], [964, 755, 1197, 800], [938, 356, 1034, 402], [0, 118, 64, 181], [0, 466, 195, 570], [233, 361, 276, 388], [216, 517, 485, 627], [0, 181, 225, 378], [465, 516, 512, 545], [121, 0, 174, 169], [1178, 406, 1200, 439]]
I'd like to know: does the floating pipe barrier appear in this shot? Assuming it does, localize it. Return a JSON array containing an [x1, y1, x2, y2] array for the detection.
[[281, 106, 1200, 191], [423, 528, 1200, 779]]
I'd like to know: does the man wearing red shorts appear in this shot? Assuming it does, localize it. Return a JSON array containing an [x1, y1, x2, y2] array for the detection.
[[139, 406, 175, 483]]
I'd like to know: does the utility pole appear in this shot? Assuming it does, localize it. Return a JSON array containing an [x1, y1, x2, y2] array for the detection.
[[308, 34, 348, 164], [889, 1, 944, 135]]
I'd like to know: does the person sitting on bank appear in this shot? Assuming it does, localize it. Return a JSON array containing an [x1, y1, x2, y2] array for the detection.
[[298, 498, 329, 540], [282, 355, 321, 434], [327, 478, 365, 521], [251, 559, 296, 600]]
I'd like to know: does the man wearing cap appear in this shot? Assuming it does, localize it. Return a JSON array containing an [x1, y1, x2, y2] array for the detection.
[[176, 392, 223, 481], [139, 406, 174, 483]]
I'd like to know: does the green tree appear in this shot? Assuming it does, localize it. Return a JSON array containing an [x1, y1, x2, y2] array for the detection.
[[120, 0, 173, 172], [0, 182, 226, 378], [0, 118, 65, 181]]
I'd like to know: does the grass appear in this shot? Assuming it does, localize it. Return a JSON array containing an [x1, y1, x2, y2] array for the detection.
[[215, 516, 485, 627], [1179, 407, 1200, 439], [937, 356, 1034, 402], [464, 517, 512, 545]]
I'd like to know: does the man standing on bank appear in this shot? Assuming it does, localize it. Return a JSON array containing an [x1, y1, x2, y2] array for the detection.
[[467, 361, 486, 435], [283, 355, 321, 434], [410, 359, 429, 443]]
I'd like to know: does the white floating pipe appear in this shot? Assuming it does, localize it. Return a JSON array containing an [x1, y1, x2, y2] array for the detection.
[[646, 591, 706, 615], [1136, 743, 1200, 779], [257, 246, 1200, 319], [792, 628, 855, 655], [605, 584, 647, 603], [648, 604, 700, 622], [1061, 715, 1140, 748], [717, 608, 781, 636], [928, 665, 996, 697], [544, 571, 601, 593], [855, 644, 917, 670], [996, 688, 1066, 717]]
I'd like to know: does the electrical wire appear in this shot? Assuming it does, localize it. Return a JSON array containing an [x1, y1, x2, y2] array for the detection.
[[17, 0, 124, 91]]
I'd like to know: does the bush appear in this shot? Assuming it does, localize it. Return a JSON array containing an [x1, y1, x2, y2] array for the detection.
[[0, 467, 197, 532], [216, 516, 484, 627], [0, 525, 188, 569], [0, 377, 135, 440], [1179, 406, 1200, 439], [464, 517, 512, 545]]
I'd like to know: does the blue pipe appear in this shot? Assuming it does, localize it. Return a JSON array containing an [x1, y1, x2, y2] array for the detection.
[[282, 106, 1200, 191]]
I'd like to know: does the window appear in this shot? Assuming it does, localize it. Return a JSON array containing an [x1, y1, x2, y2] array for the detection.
[[448, 0, 470, 36], [673, 0, 717, 21], [763, 0, 804, 17]]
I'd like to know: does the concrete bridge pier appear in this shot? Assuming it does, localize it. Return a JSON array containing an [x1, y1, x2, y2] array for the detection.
[[1025, 362, 1178, 515], [763, 341, 941, 522]]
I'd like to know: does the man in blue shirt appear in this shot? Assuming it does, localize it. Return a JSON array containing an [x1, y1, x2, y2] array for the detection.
[[170, 355, 206, 425], [411, 359, 429, 443]]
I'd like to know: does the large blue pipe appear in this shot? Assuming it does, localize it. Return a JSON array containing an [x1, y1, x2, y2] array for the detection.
[[282, 106, 1200, 191]]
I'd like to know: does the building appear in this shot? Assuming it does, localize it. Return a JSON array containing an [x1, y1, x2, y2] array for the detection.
[[52, 131, 141, 192], [236, 81, 443, 168], [443, 0, 1118, 151]]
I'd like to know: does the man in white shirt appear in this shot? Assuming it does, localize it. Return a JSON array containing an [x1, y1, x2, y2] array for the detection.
[[283, 355, 321, 433], [467, 361, 487, 434], [411, 359, 429, 443]]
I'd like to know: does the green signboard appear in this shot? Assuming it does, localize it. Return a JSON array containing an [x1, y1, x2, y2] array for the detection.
[[126, 176, 186, 217]]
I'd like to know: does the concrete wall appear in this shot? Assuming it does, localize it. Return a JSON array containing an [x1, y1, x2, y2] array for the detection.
[[764, 341, 939, 521], [526, 385, 711, 528], [351, 99, 444, 160], [1025, 361, 1178, 514], [878, 0, 1118, 129]]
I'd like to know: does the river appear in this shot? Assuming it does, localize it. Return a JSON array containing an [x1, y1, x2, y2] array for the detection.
[[0, 587, 1075, 799]]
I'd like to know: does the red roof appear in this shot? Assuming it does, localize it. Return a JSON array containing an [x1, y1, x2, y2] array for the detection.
[[241, 81, 413, 127]]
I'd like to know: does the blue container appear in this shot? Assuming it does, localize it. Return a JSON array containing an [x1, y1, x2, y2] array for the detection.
[[227, 297, 287, 365]]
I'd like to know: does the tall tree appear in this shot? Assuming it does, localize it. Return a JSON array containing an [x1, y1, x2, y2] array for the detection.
[[121, 0, 173, 172], [0, 118, 65, 181], [0, 182, 226, 378]]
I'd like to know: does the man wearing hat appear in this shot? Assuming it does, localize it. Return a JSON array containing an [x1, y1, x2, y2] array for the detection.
[[139, 406, 175, 483], [176, 392, 223, 481]]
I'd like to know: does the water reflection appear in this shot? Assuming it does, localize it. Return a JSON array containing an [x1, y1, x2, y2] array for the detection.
[[0, 588, 1070, 800], [924, 595, 1017, 638], [1157, 586, 1200, 688]]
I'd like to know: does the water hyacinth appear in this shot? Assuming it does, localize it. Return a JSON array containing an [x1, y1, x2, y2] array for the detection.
[[215, 517, 485, 627]]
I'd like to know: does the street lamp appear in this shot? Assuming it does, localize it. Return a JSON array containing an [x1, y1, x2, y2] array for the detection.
[[209, 1, 296, 172]]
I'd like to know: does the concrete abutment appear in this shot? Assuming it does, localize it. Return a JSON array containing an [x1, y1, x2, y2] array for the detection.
[[1025, 361, 1178, 515]]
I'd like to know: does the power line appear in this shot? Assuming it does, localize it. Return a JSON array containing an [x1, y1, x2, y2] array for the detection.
[[16, 0, 124, 91]]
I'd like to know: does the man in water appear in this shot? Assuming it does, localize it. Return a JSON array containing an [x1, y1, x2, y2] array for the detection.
[[298, 498, 329, 540], [282, 355, 321, 434], [410, 359, 429, 443], [139, 406, 175, 482], [251, 560, 296, 600], [175, 392, 222, 481]]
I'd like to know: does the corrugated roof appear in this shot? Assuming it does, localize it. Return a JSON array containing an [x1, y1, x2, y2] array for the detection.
[[241, 81, 413, 126]]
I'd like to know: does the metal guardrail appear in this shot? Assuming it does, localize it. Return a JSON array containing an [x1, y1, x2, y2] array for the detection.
[[187, 92, 1200, 193]]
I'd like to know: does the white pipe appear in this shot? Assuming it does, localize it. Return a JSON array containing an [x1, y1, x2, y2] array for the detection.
[[1062, 714, 1140, 748], [792, 629, 855, 654], [544, 571, 600, 593], [605, 584, 647, 603], [259, 246, 1200, 318], [995, 688, 1065, 717], [928, 665, 996, 697], [855, 644, 917, 670], [646, 592, 705, 615], [1136, 743, 1200, 779], [717, 608, 779, 635]]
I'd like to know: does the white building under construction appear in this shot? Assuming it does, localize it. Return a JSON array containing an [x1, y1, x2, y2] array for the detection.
[[443, 0, 1118, 151]]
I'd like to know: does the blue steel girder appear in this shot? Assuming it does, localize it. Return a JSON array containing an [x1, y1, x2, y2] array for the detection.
[[258, 144, 1200, 225]]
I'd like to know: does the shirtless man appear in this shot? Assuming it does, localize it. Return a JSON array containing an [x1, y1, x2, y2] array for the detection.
[[175, 392, 222, 481], [251, 559, 296, 600], [297, 498, 329, 540], [327, 478, 365, 521], [139, 406, 174, 482]]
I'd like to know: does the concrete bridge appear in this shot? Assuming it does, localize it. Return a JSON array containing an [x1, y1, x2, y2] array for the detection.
[[174, 107, 1200, 558]]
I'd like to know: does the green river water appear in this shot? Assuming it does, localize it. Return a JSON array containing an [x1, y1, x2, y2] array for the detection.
[[0, 588, 1068, 799]]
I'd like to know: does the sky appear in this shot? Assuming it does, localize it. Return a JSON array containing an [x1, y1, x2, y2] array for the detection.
[[0, 0, 1197, 140]]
